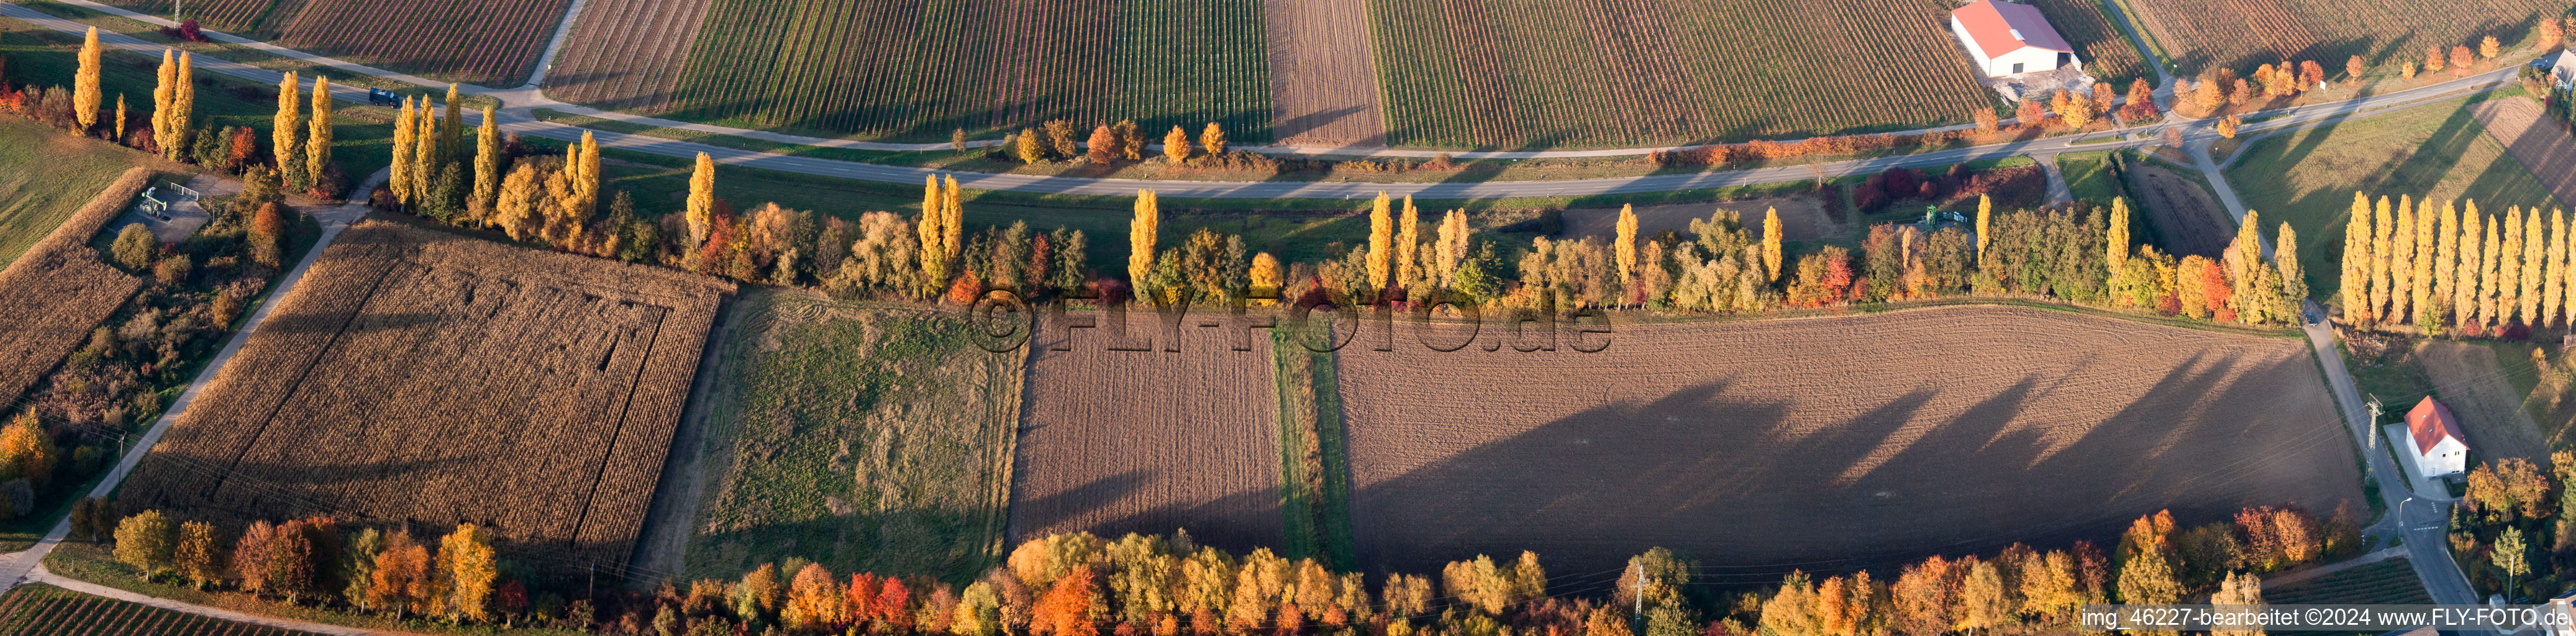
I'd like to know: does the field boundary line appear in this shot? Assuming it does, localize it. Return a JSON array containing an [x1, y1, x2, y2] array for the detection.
[[567, 304, 670, 553], [517, 0, 586, 88], [208, 250, 407, 496]]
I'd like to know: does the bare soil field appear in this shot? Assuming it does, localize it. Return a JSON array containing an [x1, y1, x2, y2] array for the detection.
[[1010, 310, 1284, 552], [2128, 163, 2232, 257], [2471, 98, 2576, 210], [122, 221, 733, 573], [1267, 0, 1387, 147], [1336, 305, 2361, 579], [1564, 196, 1839, 243], [2415, 341, 2550, 463], [666, 293, 1022, 581], [0, 168, 150, 406], [540, 0, 714, 113]]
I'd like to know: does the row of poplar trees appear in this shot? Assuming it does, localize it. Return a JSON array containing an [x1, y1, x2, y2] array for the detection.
[[2337, 193, 2575, 334], [71, 32, 348, 194]]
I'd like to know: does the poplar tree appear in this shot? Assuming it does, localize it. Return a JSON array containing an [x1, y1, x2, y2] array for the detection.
[[2231, 210, 2266, 306], [73, 27, 100, 133], [2483, 209, 2503, 325], [391, 98, 416, 205], [2414, 197, 2436, 323], [918, 175, 947, 282], [274, 71, 302, 189], [152, 50, 175, 157], [113, 94, 125, 144], [2372, 194, 2395, 320], [687, 152, 716, 248], [412, 102, 436, 211], [2342, 195, 2368, 320], [2553, 209, 2570, 327], [2278, 223, 2307, 302], [1615, 204, 1639, 283], [2392, 198, 2416, 322], [574, 130, 600, 222], [1764, 207, 1785, 282], [168, 52, 194, 159], [2437, 201, 2459, 324], [1163, 126, 1191, 164], [942, 174, 962, 265], [2108, 198, 2131, 273], [442, 84, 462, 160], [471, 105, 499, 222], [1131, 189, 1160, 287], [1397, 197, 1421, 286], [2503, 206, 2526, 325], [2524, 208, 2545, 325], [307, 77, 332, 189], [1975, 194, 1991, 255], [1367, 193, 1393, 289], [2457, 209, 2483, 327]]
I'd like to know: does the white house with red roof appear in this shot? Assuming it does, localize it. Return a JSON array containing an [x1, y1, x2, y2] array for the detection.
[[2404, 397, 2469, 478], [1949, 0, 2080, 77]]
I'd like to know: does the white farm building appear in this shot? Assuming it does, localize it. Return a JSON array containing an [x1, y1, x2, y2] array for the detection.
[[1950, 0, 2079, 77], [2405, 397, 2469, 479]]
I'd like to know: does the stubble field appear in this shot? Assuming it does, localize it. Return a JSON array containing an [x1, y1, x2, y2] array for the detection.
[[1009, 310, 1285, 552], [121, 221, 733, 573], [1335, 305, 2363, 579], [0, 168, 150, 407]]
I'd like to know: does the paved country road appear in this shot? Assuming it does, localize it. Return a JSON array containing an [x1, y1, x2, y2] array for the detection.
[[0, 0, 2529, 199]]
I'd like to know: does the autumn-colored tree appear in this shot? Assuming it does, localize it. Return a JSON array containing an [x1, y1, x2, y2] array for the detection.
[[2216, 114, 2239, 139], [73, 27, 99, 133], [1890, 555, 1959, 635], [2278, 223, 2307, 302], [1016, 129, 1045, 163], [2301, 60, 2325, 86], [1163, 126, 1191, 163], [2451, 45, 2475, 76], [1396, 196, 1422, 288], [1200, 123, 1226, 155], [222, 126, 257, 174], [1114, 119, 1143, 160], [266, 519, 320, 604], [273, 71, 301, 187], [1973, 107, 1998, 133], [2056, 90, 2095, 129], [1367, 192, 1393, 290], [437, 524, 496, 622], [681, 152, 716, 249], [1087, 125, 1117, 163], [2403, 60, 2419, 79], [1035, 568, 1101, 636], [1040, 119, 1077, 158], [2343, 193, 2371, 320], [2551, 209, 2569, 327], [2483, 207, 2504, 326], [787, 563, 847, 630], [2116, 512, 2183, 605], [173, 520, 224, 589], [2426, 45, 2447, 73], [304, 78, 334, 192], [2503, 206, 2528, 325], [2092, 81, 2118, 115], [1764, 207, 1785, 282], [2347, 55, 2366, 80], [492, 160, 547, 241], [2436, 201, 2460, 321], [467, 105, 499, 222], [2413, 197, 2436, 323], [231, 520, 276, 594], [2126, 78, 2158, 120], [1131, 189, 1160, 288], [391, 98, 416, 204], [2015, 95, 2048, 128], [2482, 35, 2501, 59], [2373, 194, 2396, 320], [2108, 198, 2132, 273], [2193, 78, 2224, 114], [2459, 209, 2487, 327], [2524, 206, 2546, 324], [370, 530, 432, 620], [2209, 571, 2264, 636], [113, 510, 177, 577], [441, 84, 462, 160], [2543, 19, 2568, 52], [1613, 204, 1639, 283]]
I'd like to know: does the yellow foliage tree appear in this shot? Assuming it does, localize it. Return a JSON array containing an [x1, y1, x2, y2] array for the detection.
[[2457, 206, 2484, 327], [2524, 208, 2544, 325], [2341, 193, 2370, 320], [1250, 253, 1281, 304], [307, 77, 333, 187], [1163, 126, 1191, 164], [1131, 189, 1160, 287], [74, 27, 101, 132], [470, 105, 499, 222], [1614, 204, 1639, 283], [1367, 193, 1393, 289], [493, 160, 547, 242], [2483, 35, 2502, 59], [919, 175, 950, 284], [1201, 122, 1227, 155], [1974, 194, 1991, 255], [391, 98, 415, 205], [1397, 196, 1421, 286], [2413, 196, 2436, 323], [113, 94, 125, 143], [687, 152, 716, 248], [2372, 194, 2395, 321], [153, 49, 174, 150], [0, 413, 53, 489], [2483, 209, 2503, 325], [438, 524, 497, 622], [1764, 207, 1785, 281], [274, 71, 301, 176], [2391, 197, 2415, 322], [2436, 201, 2459, 322], [2109, 198, 2131, 273], [2552, 209, 2570, 327]]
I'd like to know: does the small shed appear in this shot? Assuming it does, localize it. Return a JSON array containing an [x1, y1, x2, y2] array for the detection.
[[2405, 397, 2469, 478], [1950, 0, 2078, 77], [2548, 49, 2576, 89]]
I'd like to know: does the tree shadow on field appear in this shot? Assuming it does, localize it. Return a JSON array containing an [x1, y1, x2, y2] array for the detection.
[[1342, 342, 2362, 591]]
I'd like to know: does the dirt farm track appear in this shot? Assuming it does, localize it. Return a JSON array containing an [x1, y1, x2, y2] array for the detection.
[[1335, 305, 2363, 579]]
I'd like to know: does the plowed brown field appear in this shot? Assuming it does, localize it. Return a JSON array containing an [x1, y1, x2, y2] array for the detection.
[[1267, 0, 1387, 147], [1009, 310, 1283, 552], [122, 221, 733, 573], [2470, 98, 2576, 210], [1336, 305, 2361, 580]]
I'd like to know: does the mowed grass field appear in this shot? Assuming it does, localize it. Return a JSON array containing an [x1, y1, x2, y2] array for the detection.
[[2122, 0, 2562, 73], [2227, 94, 2561, 301], [121, 221, 732, 575], [545, 0, 1270, 142], [0, 583, 327, 635], [0, 120, 166, 268], [1009, 311, 1286, 553], [675, 293, 1022, 581], [86, 0, 570, 86], [1334, 306, 2363, 579], [1364, 0, 2021, 148]]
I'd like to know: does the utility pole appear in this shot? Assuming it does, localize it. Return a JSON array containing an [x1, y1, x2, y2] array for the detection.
[[2366, 393, 2385, 448]]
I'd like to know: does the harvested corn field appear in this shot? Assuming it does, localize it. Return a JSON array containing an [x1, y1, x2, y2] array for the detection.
[[0, 168, 151, 406], [1335, 306, 2362, 578], [1010, 310, 1284, 552], [671, 293, 1023, 581], [121, 221, 733, 573]]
